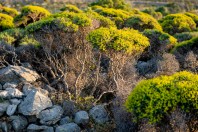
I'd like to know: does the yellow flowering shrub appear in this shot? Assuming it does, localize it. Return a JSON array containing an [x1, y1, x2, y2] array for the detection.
[[125, 71, 198, 123], [14, 5, 51, 27], [184, 12, 198, 26], [159, 13, 196, 35], [0, 13, 14, 31], [87, 27, 150, 55], [0, 5, 18, 17], [125, 14, 162, 31]]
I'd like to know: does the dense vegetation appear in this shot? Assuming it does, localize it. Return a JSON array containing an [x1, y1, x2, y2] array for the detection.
[[0, 0, 198, 131]]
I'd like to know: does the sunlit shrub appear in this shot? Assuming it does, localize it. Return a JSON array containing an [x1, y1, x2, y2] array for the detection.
[[0, 6, 18, 17], [125, 71, 198, 123], [159, 14, 196, 35], [60, 4, 82, 13], [87, 27, 150, 54], [14, 5, 51, 27], [0, 13, 14, 31], [125, 14, 162, 31], [184, 12, 198, 26], [142, 8, 163, 20]]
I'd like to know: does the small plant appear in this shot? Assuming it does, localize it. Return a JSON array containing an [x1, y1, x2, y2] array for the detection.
[[60, 4, 82, 13], [0, 13, 14, 31], [87, 27, 150, 55], [14, 5, 51, 27], [124, 14, 162, 31], [184, 12, 198, 26], [125, 71, 198, 123], [159, 13, 196, 35], [0, 5, 18, 17]]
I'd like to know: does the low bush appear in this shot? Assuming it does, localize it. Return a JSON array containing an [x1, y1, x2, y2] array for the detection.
[[0, 13, 14, 31], [124, 14, 162, 31], [0, 5, 18, 17], [125, 71, 198, 123], [159, 14, 196, 35], [87, 27, 150, 54], [184, 12, 198, 26], [174, 32, 198, 42], [14, 5, 51, 27], [60, 4, 82, 13], [142, 8, 163, 20]]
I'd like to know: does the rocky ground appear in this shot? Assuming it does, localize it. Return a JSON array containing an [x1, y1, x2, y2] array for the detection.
[[0, 65, 110, 132]]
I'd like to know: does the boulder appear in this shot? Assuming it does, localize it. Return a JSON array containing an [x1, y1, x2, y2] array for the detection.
[[0, 122, 8, 132], [10, 116, 28, 132], [38, 105, 63, 125], [27, 124, 54, 132], [0, 101, 10, 116], [74, 111, 89, 125], [0, 65, 39, 84], [62, 100, 76, 116], [59, 117, 72, 125], [10, 99, 21, 105], [89, 105, 109, 124], [6, 104, 17, 116], [0, 88, 24, 99], [18, 89, 52, 116], [55, 123, 80, 132]]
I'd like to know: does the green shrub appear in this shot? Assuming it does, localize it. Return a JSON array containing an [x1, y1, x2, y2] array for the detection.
[[125, 14, 162, 31], [90, 0, 130, 11], [0, 28, 24, 45], [155, 6, 169, 16], [172, 36, 198, 52], [87, 27, 150, 54], [174, 32, 197, 42], [0, 6, 18, 17], [0, 13, 14, 31], [26, 12, 92, 33], [142, 8, 163, 20], [125, 71, 198, 123], [159, 14, 196, 35], [60, 4, 82, 13], [14, 5, 51, 27]]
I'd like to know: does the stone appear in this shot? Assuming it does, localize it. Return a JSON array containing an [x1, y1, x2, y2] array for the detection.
[[3, 82, 18, 89], [10, 99, 21, 105], [27, 124, 54, 132], [59, 117, 72, 125], [74, 111, 89, 125], [0, 65, 40, 84], [39, 105, 63, 125], [44, 85, 56, 93], [10, 116, 28, 132], [18, 89, 52, 116], [0, 88, 24, 99], [89, 105, 109, 124], [23, 83, 48, 96], [0, 101, 10, 116], [0, 84, 2, 90], [55, 123, 81, 132], [62, 100, 76, 116], [6, 104, 17, 116], [0, 122, 8, 132]]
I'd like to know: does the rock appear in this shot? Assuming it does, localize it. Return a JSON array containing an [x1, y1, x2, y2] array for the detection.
[[0, 65, 39, 84], [62, 101, 76, 116], [21, 62, 33, 70], [55, 123, 81, 132], [27, 124, 54, 132], [0, 101, 10, 116], [27, 116, 38, 124], [10, 116, 28, 132], [89, 105, 109, 124], [44, 85, 56, 93], [0, 88, 24, 99], [23, 83, 48, 96], [74, 111, 89, 125], [39, 105, 63, 125], [10, 99, 21, 105], [18, 89, 52, 116], [3, 82, 17, 89], [6, 104, 17, 116], [0, 84, 2, 90], [0, 122, 8, 132], [59, 117, 72, 125]]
